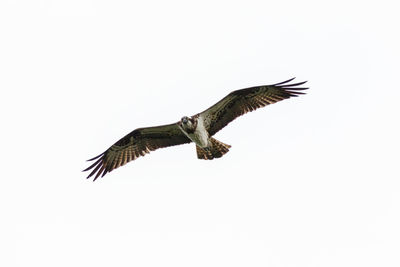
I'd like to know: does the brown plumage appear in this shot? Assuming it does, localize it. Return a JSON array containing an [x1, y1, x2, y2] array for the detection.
[[84, 78, 308, 181], [83, 124, 191, 180], [196, 138, 231, 160]]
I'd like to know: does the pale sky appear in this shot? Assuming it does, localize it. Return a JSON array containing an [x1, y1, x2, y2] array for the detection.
[[1, 1, 400, 266]]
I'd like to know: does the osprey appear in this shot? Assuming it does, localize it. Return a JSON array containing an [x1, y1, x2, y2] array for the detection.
[[84, 78, 308, 180]]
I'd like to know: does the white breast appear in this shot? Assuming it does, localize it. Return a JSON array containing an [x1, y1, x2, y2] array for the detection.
[[193, 116, 209, 148]]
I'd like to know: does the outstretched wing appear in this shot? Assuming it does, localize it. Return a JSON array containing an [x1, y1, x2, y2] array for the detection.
[[83, 123, 191, 181], [199, 78, 308, 136]]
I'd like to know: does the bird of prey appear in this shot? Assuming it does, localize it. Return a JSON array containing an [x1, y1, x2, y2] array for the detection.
[[84, 78, 308, 180]]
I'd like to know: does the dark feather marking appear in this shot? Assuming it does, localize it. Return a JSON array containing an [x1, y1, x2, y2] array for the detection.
[[271, 77, 296, 86], [94, 165, 105, 181], [127, 150, 133, 162], [282, 87, 308, 90], [122, 150, 128, 166], [83, 157, 102, 172], [86, 153, 104, 162], [87, 160, 102, 179], [278, 81, 307, 87], [116, 153, 123, 168]]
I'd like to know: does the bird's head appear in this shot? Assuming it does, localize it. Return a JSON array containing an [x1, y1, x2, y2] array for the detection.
[[180, 116, 196, 132], [181, 116, 189, 124]]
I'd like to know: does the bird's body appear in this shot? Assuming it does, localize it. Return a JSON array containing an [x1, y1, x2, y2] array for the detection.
[[178, 115, 209, 148], [178, 114, 232, 160], [84, 78, 308, 180]]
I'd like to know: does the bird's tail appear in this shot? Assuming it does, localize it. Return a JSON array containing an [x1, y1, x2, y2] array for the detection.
[[196, 138, 231, 160]]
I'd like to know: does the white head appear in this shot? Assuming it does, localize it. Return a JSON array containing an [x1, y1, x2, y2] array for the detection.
[[180, 116, 196, 133]]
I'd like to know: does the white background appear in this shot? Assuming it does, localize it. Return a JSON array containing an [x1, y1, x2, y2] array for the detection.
[[1, 0, 399, 266]]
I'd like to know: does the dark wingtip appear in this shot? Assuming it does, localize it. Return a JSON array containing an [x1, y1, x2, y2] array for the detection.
[[87, 153, 104, 161], [280, 81, 308, 87], [274, 78, 309, 96], [272, 77, 296, 86], [83, 153, 106, 181]]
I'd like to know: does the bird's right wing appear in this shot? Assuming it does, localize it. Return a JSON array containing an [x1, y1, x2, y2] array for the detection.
[[198, 78, 308, 136], [83, 123, 191, 180]]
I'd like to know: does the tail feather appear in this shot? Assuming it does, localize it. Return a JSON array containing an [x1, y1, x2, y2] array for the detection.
[[196, 138, 231, 160]]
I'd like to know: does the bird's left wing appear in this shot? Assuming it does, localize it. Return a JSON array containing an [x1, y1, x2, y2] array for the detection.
[[83, 123, 191, 181]]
